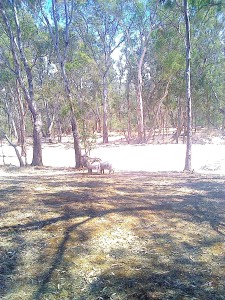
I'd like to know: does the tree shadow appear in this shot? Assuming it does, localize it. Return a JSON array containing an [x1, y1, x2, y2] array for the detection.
[[33, 217, 92, 300], [1, 171, 225, 299], [0, 248, 19, 297], [0, 237, 24, 298], [85, 264, 224, 299]]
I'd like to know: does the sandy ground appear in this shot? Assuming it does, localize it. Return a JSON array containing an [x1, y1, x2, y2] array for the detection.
[[1, 136, 225, 175]]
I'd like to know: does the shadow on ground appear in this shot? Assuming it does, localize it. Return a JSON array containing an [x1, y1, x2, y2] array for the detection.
[[0, 171, 224, 299]]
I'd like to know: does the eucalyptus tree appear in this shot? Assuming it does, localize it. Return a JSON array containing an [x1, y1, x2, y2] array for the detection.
[[146, 2, 187, 139], [0, 88, 17, 138], [1, 81, 29, 163], [182, 0, 224, 170], [160, 0, 224, 170], [159, 0, 198, 170], [0, 0, 44, 166], [0, 53, 29, 165], [183, 0, 192, 170], [40, 0, 82, 168], [65, 46, 102, 153], [0, 32, 29, 163], [38, 69, 65, 142], [74, 0, 125, 143], [122, 0, 169, 143], [191, 6, 225, 130]]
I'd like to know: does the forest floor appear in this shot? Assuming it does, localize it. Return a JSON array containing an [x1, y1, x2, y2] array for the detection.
[[0, 129, 225, 299], [0, 167, 225, 299]]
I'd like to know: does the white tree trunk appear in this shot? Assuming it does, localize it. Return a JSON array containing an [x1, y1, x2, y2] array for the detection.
[[184, 0, 192, 171]]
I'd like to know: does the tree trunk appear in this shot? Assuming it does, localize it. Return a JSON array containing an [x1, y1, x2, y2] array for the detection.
[[44, 101, 55, 143], [31, 113, 43, 166], [0, 139, 6, 165], [126, 79, 132, 144], [176, 97, 182, 144], [62, 64, 82, 169], [184, 0, 192, 171], [43, 0, 82, 168], [16, 80, 27, 164], [136, 46, 146, 143], [102, 74, 109, 143], [0, 1, 43, 166], [57, 119, 62, 142], [12, 1, 43, 166], [1, 131, 25, 167], [2, 95, 18, 141]]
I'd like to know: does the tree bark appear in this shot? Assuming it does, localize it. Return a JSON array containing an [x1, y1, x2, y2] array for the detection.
[[102, 74, 109, 143], [61, 63, 82, 168], [15, 80, 27, 164], [136, 46, 147, 143], [126, 78, 132, 144], [44, 101, 55, 143], [184, 0, 192, 171], [176, 97, 182, 144]]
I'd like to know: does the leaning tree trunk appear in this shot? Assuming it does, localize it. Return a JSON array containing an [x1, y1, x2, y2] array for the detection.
[[1, 131, 25, 167], [184, 0, 192, 171], [13, 3, 43, 166], [0, 1, 43, 166]]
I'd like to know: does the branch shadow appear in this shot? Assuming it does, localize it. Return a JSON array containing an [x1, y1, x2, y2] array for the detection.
[[33, 217, 91, 300], [85, 263, 224, 299], [1, 171, 225, 299], [0, 236, 25, 298]]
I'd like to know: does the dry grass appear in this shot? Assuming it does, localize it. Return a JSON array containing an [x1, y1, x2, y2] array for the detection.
[[0, 167, 225, 300]]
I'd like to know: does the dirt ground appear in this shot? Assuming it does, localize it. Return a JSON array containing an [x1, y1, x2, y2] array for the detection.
[[0, 166, 225, 300]]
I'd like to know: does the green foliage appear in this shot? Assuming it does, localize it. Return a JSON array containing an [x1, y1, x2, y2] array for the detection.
[[0, 69, 15, 84], [61, 104, 70, 118], [0, 0, 224, 142], [66, 51, 92, 72], [163, 51, 185, 74], [190, 0, 216, 9], [80, 127, 97, 155]]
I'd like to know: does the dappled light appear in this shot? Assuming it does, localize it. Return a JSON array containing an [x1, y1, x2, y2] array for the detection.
[[0, 170, 224, 299]]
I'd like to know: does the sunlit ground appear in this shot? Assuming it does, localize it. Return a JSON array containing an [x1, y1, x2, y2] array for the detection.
[[1, 136, 225, 175]]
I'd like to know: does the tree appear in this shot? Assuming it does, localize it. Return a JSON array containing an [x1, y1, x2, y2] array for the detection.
[[190, 6, 225, 130], [0, 0, 43, 166], [41, 0, 82, 168], [75, 0, 124, 143], [183, 0, 192, 171]]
